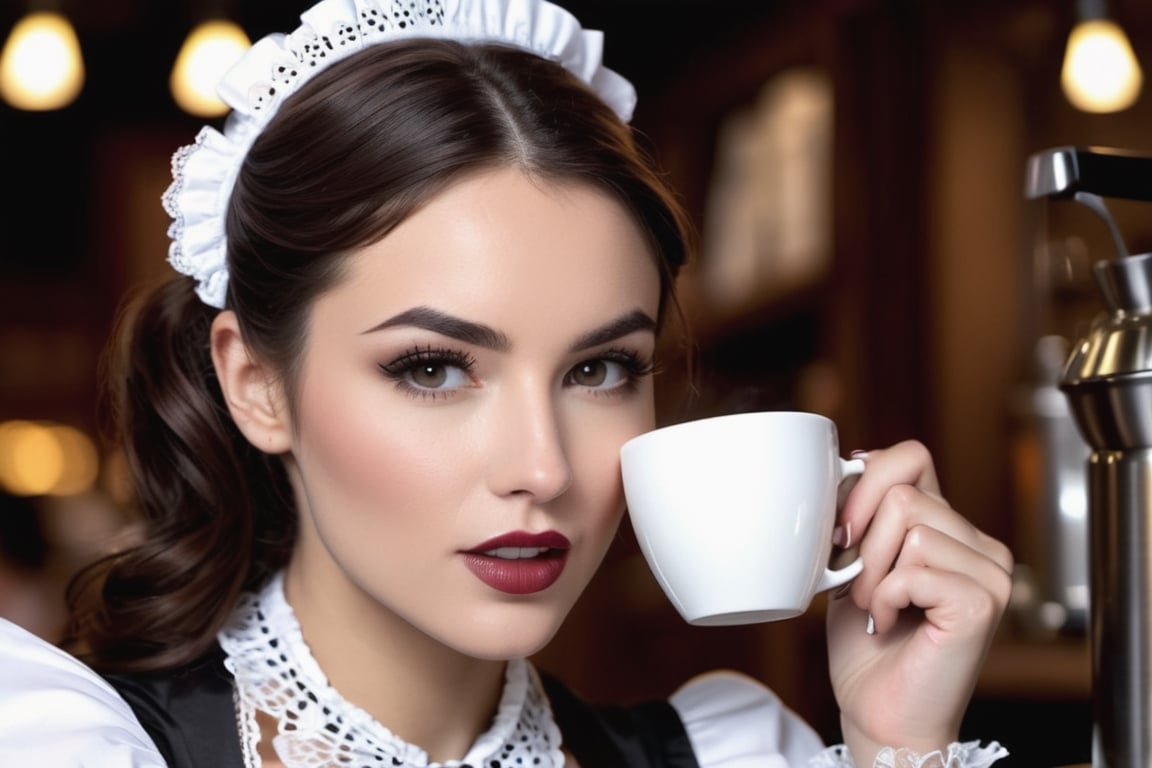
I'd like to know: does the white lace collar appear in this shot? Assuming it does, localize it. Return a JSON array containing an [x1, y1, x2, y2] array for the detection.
[[217, 572, 565, 767]]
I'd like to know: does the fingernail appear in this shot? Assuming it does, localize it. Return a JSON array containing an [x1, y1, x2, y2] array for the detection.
[[850, 449, 870, 459], [865, 612, 876, 635], [832, 582, 852, 599], [832, 522, 852, 549]]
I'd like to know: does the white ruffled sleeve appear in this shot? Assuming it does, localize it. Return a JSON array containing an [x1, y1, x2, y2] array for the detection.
[[669, 669, 825, 767], [668, 669, 1009, 768], [0, 618, 166, 767]]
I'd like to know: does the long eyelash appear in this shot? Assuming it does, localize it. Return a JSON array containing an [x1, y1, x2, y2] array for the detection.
[[377, 345, 476, 378], [600, 347, 656, 378], [593, 347, 658, 394]]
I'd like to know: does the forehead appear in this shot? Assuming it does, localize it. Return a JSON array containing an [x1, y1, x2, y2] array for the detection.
[[313, 168, 663, 336]]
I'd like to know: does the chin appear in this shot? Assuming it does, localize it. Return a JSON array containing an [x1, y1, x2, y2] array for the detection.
[[442, 603, 570, 661]]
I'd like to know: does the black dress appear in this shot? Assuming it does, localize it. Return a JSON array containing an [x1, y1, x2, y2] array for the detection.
[[103, 648, 700, 768]]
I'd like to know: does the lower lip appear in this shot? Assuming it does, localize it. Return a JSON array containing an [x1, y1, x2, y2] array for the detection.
[[461, 552, 568, 595]]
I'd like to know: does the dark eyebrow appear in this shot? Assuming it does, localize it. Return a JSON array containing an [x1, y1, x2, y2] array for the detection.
[[362, 306, 656, 353], [362, 306, 510, 351], [569, 309, 657, 352]]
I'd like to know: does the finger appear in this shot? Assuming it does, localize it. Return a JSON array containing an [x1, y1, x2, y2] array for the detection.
[[848, 484, 957, 599], [877, 491, 1014, 577], [869, 484, 1002, 561], [894, 517, 1015, 578], [838, 440, 943, 548], [866, 558, 1010, 640], [888, 526, 1016, 623], [848, 485, 1014, 600], [895, 522, 1011, 573]]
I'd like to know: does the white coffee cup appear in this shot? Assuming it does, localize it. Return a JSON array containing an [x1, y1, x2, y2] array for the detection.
[[620, 410, 864, 626]]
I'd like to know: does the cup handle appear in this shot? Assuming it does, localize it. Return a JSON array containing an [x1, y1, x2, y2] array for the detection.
[[815, 456, 868, 592], [814, 554, 864, 592], [840, 456, 866, 480]]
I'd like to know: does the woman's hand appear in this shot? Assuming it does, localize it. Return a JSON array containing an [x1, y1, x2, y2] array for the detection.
[[825, 440, 1014, 767]]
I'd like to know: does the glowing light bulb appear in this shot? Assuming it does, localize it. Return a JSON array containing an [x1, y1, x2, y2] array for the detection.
[[170, 19, 251, 117], [1061, 18, 1144, 113], [0, 11, 85, 111]]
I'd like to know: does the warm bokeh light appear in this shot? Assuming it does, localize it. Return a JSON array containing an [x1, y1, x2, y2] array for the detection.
[[0, 11, 85, 111], [0, 420, 99, 496], [1061, 18, 1144, 113], [169, 19, 251, 117]]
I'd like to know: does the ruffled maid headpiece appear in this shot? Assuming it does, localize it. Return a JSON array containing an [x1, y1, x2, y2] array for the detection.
[[162, 0, 637, 308]]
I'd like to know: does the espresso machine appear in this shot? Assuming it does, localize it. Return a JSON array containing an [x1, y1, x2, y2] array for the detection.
[[1025, 146, 1152, 768]]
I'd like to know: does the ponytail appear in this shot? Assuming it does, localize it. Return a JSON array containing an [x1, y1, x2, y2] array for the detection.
[[65, 277, 295, 673]]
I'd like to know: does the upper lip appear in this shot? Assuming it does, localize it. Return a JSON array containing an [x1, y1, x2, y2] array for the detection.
[[464, 530, 571, 555]]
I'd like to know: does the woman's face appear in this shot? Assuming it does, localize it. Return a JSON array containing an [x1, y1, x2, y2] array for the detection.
[[282, 167, 663, 660]]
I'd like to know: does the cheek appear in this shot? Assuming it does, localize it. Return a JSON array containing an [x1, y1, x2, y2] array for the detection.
[[568, 401, 654, 519], [292, 382, 454, 525]]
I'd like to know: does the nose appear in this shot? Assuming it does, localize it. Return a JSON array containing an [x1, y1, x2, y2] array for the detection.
[[488, 386, 573, 502]]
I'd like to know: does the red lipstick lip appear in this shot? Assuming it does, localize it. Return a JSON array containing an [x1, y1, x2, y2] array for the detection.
[[460, 530, 571, 595], [466, 530, 571, 553]]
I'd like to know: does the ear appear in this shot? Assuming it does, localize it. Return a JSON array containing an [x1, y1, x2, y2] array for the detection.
[[210, 311, 293, 455]]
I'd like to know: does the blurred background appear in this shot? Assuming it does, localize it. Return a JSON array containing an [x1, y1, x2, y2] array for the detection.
[[3, 0, 1151, 764]]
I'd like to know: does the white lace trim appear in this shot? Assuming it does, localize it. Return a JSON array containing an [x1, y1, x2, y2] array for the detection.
[[809, 740, 1009, 768], [234, 684, 262, 766], [217, 572, 564, 767]]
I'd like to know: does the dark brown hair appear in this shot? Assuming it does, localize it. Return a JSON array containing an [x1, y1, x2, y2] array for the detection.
[[66, 39, 693, 673]]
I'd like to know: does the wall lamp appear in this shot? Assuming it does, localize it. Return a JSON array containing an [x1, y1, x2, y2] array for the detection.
[[1061, 0, 1144, 113], [0, 5, 85, 111], [170, 16, 251, 118]]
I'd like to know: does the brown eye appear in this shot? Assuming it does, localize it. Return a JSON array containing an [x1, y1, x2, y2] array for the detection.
[[411, 364, 449, 388], [378, 347, 475, 396], [569, 360, 609, 387]]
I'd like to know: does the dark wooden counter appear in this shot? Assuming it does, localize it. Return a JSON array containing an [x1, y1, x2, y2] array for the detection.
[[977, 631, 1090, 699]]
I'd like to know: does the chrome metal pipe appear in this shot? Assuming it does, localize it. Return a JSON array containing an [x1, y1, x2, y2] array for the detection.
[[1027, 145, 1152, 768]]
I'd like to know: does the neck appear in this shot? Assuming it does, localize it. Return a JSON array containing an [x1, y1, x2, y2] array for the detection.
[[282, 566, 508, 762]]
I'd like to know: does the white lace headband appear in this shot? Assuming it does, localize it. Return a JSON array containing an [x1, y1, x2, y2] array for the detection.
[[162, 0, 637, 308]]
